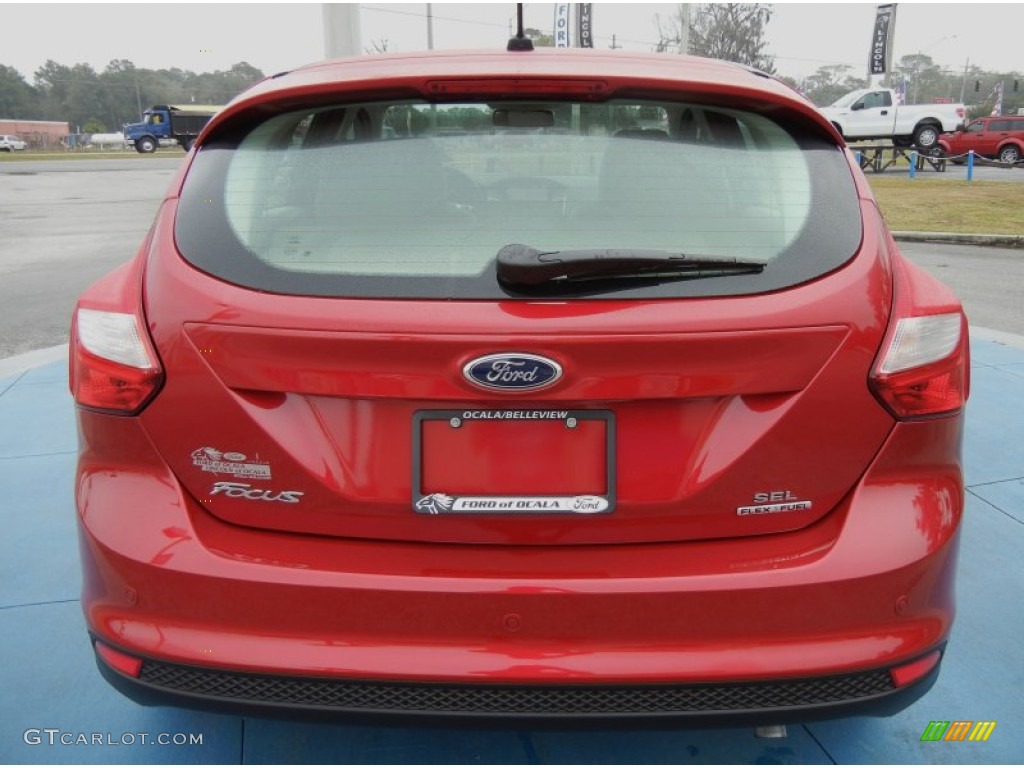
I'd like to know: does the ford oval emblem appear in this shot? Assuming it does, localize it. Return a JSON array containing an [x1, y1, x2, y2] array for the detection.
[[463, 353, 563, 392]]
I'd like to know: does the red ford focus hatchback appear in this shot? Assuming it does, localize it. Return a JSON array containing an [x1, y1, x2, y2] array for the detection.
[[71, 47, 969, 726]]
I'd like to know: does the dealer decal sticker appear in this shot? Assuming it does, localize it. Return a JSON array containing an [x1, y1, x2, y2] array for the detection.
[[191, 446, 271, 480]]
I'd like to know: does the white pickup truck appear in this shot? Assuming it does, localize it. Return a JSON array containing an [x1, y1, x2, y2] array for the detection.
[[818, 88, 965, 150]]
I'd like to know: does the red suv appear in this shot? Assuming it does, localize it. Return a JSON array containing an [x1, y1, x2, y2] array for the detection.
[[71, 48, 969, 726], [939, 115, 1024, 164]]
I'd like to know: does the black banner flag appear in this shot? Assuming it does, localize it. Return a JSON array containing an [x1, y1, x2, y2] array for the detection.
[[869, 5, 896, 76], [577, 4, 593, 49]]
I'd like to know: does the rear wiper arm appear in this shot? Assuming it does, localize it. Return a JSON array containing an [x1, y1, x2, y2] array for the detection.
[[496, 244, 766, 288]]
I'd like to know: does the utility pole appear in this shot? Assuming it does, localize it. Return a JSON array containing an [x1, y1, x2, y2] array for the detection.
[[323, 4, 362, 58], [960, 57, 970, 104], [677, 4, 691, 55], [427, 3, 436, 132], [610, 34, 621, 50]]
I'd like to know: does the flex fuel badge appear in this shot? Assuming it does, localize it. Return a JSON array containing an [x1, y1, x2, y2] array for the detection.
[[191, 446, 271, 480], [737, 490, 813, 516]]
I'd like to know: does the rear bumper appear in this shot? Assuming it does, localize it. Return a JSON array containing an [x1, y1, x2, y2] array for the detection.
[[92, 639, 943, 725], [77, 413, 963, 721]]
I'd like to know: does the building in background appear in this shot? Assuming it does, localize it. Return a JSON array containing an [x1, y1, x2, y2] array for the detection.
[[0, 119, 69, 149]]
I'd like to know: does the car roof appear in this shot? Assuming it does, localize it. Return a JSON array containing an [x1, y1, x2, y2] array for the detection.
[[203, 49, 832, 139]]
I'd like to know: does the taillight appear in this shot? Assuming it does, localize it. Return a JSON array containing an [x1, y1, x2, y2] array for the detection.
[[890, 649, 941, 688], [94, 640, 143, 678], [870, 254, 969, 419], [70, 307, 163, 414]]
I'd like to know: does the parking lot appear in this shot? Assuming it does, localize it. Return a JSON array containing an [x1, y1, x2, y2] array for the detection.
[[0, 158, 179, 358], [1, 156, 1023, 764]]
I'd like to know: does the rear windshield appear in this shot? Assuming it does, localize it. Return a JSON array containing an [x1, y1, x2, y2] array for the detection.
[[175, 98, 861, 299]]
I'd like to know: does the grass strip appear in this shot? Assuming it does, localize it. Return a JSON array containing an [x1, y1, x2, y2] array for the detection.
[[867, 177, 1024, 235]]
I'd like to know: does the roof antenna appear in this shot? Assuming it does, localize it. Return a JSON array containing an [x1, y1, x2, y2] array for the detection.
[[507, 3, 534, 51]]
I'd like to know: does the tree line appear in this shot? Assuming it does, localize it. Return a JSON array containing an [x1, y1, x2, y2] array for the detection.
[[3, 3, 1022, 132], [0, 59, 264, 133]]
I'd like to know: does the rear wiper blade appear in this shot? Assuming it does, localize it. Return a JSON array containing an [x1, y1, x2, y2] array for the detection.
[[496, 244, 766, 288]]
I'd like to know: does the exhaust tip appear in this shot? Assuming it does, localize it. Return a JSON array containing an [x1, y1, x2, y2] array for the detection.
[[755, 725, 788, 739]]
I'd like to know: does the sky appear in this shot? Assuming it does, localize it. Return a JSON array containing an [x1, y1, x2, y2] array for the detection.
[[1, 2, 1022, 87]]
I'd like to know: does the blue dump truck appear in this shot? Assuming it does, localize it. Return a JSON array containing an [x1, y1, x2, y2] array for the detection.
[[123, 104, 223, 153]]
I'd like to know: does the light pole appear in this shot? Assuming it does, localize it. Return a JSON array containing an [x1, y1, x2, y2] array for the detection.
[[913, 34, 956, 103]]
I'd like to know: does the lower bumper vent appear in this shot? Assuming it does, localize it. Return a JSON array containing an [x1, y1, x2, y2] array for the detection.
[[138, 661, 895, 716]]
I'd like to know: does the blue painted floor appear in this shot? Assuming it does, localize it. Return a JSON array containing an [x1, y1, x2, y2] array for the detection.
[[1, 333, 1022, 764]]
